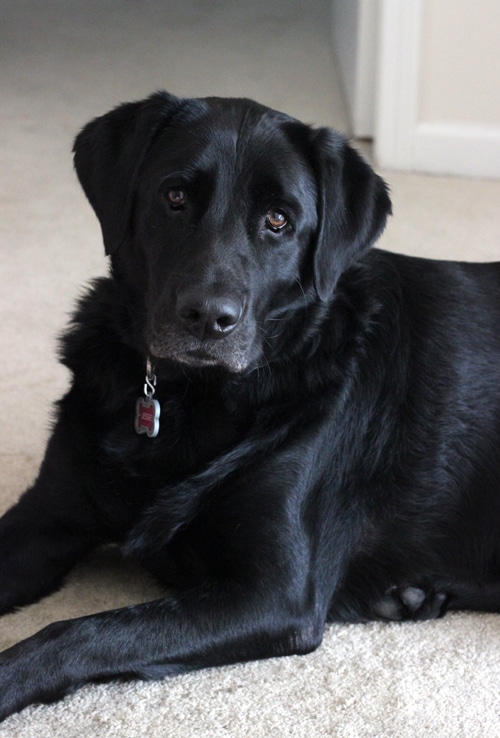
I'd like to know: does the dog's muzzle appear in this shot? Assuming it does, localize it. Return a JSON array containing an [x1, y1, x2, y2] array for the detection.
[[148, 289, 253, 373]]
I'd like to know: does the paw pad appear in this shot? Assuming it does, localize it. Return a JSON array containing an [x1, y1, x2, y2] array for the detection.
[[373, 585, 448, 621]]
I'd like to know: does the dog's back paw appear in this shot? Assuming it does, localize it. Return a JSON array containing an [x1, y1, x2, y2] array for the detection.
[[372, 585, 448, 621]]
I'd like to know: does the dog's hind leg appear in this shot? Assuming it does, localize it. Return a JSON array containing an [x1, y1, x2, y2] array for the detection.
[[446, 582, 500, 613], [371, 580, 500, 621]]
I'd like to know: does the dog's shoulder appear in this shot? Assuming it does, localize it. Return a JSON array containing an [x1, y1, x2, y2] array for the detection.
[[59, 277, 142, 398]]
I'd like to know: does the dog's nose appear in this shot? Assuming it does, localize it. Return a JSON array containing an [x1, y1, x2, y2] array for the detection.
[[177, 292, 243, 340]]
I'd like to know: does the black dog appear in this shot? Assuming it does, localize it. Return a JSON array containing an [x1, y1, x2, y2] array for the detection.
[[1, 92, 499, 721]]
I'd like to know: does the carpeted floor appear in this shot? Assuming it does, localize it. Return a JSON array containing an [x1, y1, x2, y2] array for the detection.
[[1, 2, 499, 736]]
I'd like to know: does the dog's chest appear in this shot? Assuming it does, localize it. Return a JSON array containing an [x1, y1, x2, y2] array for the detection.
[[98, 384, 250, 508]]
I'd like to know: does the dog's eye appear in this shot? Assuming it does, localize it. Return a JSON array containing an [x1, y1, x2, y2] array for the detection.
[[166, 189, 187, 209], [266, 210, 288, 231]]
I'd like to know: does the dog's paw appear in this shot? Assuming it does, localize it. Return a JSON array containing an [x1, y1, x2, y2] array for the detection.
[[372, 585, 448, 621]]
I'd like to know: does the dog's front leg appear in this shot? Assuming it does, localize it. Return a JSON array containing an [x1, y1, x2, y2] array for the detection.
[[0, 417, 110, 614], [0, 581, 325, 721]]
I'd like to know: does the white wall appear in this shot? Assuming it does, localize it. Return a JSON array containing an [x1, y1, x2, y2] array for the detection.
[[418, 0, 500, 128]]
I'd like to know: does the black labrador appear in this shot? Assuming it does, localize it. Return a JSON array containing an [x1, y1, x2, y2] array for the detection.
[[1, 92, 499, 721]]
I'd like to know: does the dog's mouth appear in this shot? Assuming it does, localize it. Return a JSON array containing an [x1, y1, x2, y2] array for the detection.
[[179, 348, 238, 370], [184, 349, 221, 366], [149, 340, 251, 373]]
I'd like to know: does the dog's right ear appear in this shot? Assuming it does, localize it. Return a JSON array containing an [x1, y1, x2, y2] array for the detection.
[[73, 91, 182, 255]]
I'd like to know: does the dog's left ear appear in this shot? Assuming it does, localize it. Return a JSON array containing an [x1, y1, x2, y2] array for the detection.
[[73, 91, 183, 255], [310, 128, 392, 300]]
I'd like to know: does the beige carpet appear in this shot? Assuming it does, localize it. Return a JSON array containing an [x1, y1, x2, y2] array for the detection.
[[1, 2, 499, 736]]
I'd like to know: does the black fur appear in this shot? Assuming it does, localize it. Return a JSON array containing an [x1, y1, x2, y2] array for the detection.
[[1, 92, 499, 721]]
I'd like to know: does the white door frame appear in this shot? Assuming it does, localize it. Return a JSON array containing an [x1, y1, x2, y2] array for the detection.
[[331, 0, 379, 138], [373, 0, 500, 177], [373, 0, 422, 170], [331, 0, 421, 155]]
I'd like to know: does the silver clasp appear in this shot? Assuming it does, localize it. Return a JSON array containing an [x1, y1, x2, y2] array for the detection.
[[144, 357, 157, 398]]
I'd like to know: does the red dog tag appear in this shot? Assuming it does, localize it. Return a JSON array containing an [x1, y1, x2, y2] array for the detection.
[[135, 397, 160, 438]]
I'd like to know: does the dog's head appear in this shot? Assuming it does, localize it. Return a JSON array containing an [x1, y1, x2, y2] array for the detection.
[[73, 91, 391, 373]]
